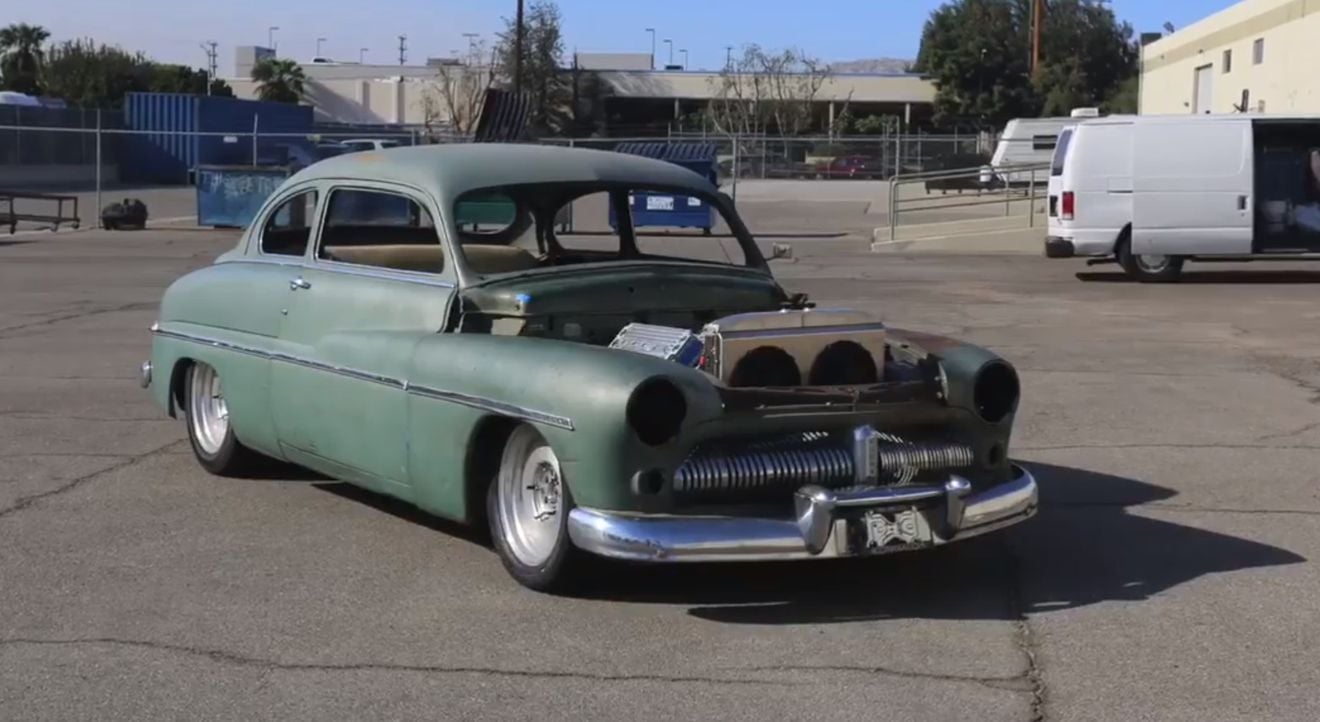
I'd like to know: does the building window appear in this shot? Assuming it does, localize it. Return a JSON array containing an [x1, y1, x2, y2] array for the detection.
[[1253, 38, 1265, 64], [1222, 49, 1232, 73]]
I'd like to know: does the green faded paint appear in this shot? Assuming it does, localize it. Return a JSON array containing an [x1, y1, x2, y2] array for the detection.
[[144, 143, 1023, 530]]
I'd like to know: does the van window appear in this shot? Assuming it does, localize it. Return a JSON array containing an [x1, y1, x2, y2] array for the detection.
[[1050, 129, 1073, 177]]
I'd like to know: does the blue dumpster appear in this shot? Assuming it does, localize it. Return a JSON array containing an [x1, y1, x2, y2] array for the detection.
[[195, 165, 293, 228], [609, 142, 718, 233]]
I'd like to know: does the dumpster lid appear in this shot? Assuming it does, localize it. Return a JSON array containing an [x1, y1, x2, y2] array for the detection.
[[612, 141, 718, 163]]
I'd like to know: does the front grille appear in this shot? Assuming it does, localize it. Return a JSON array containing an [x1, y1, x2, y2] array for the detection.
[[672, 430, 974, 501]]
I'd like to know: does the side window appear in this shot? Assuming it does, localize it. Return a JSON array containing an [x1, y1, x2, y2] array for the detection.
[[1031, 134, 1057, 151], [260, 190, 318, 257], [317, 188, 445, 275]]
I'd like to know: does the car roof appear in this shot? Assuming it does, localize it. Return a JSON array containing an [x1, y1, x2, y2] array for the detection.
[[284, 143, 717, 202]]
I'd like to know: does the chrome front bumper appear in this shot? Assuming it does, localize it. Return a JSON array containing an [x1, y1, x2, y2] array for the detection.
[[567, 464, 1038, 562]]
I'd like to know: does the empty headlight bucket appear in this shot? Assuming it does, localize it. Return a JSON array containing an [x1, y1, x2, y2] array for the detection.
[[973, 361, 1020, 423], [627, 377, 688, 446]]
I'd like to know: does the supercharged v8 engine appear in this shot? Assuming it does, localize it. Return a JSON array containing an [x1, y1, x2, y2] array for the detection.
[[609, 307, 889, 387]]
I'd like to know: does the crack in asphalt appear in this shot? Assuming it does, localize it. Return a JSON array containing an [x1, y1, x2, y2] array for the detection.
[[1001, 544, 1047, 722], [0, 638, 797, 688], [1256, 420, 1320, 442], [0, 302, 157, 338], [0, 412, 169, 422], [0, 440, 183, 521], [737, 663, 1030, 692]]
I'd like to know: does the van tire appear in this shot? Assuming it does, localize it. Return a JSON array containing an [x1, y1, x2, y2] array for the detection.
[[1117, 232, 1184, 283]]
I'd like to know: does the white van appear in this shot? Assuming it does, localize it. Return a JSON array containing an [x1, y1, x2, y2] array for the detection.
[[992, 108, 1101, 185], [1046, 113, 1320, 281], [1046, 116, 1135, 263]]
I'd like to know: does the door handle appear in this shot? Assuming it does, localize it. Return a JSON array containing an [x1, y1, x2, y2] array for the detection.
[[1237, 195, 1248, 211], [289, 277, 311, 290]]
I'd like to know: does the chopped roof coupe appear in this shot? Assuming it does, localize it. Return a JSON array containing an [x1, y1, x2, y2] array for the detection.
[[142, 144, 1037, 592]]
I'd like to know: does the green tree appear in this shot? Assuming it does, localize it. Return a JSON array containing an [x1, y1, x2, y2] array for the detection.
[[251, 58, 306, 104], [915, 0, 1137, 126], [0, 23, 51, 95], [494, 0, 569, 135], [41, 39, 153, 108]]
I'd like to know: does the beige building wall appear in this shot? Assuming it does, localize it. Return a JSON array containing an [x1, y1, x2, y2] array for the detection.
[[1141, 0, 1320, 115], [227, 64, 935, 127]]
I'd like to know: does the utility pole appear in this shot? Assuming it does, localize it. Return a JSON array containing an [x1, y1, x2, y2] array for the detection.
[[1030, 0, 1045, 76], [200, 41, 219, 94], [398, 34, 407, 65], [725, 45, 733, 68], [514, 0, 525, 96]]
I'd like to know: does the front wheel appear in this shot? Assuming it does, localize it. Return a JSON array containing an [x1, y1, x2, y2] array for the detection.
[[487, 424, 584, 592], [1118, 234, 1184, 282], [184, 362, 264, 476]]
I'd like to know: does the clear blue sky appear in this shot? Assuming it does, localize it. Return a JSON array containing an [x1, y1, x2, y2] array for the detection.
[[15, 0, 1239, 74]]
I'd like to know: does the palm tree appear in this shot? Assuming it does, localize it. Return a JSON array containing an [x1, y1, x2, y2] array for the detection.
[[0, 23, 51, 95], [250, 58, 306, 104]]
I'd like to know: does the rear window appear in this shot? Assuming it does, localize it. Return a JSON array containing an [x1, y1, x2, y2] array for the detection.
[[1051, 128, 1074, 176]]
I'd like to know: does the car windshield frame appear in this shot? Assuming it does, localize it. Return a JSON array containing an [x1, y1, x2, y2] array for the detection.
[[448, 180, 770, 285]]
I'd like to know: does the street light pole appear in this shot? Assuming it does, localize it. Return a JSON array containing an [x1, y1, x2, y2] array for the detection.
[[645, 28, 656, 69], [664, 39, 673, 66], [268, 26, 279, 54], [316, 37, 326, 56], [680, 49, 688, 69], [514, 0, 525, 96], [360, 47, 368, 64]]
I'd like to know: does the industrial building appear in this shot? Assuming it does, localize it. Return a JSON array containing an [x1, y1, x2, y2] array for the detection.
[[1140, 0, 1320, 115], [225, 47, 936, 132]]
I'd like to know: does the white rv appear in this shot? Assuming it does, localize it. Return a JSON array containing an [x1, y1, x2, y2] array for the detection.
[[1046, 113, 1320, 281], [992, 108, 1101, 185]]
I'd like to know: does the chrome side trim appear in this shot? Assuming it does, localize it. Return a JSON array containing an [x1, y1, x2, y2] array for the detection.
[[150, 325, 573, 430], [408, 384, 575, 431], [567, 464, 1038, 563]]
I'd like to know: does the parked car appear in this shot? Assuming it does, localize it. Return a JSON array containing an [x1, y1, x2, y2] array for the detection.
[[1046, 113, 1320, 281], [260, 141, 348, 170], [815, 154, 883, 179], [341, 138, 404, 153], [141, 143, 1036, 591]]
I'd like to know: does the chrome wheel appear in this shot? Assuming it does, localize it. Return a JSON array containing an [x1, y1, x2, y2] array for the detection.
[[1133, 253, 1172, 273], [188, 362, 230, 457], [495, 426, 565, 568]]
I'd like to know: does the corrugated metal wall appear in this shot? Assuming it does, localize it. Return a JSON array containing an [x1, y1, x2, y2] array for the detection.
[[122, 93, 314, 184]]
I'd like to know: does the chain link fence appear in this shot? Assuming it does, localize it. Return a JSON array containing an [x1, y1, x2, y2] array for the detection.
[[1, 106, 1000, 230]]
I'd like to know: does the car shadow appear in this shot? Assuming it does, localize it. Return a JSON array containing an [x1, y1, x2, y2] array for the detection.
[[563, 461, 1305, 625], [0, 239, 38, 247], [314, 481, 490, 546], [1077, 269, 1320, 284]]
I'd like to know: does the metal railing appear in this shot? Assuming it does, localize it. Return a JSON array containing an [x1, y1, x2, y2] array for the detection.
[[885, 162, 1050, 242]]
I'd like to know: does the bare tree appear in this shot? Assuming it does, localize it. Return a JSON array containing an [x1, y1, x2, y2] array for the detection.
[[421, 42, 499, 137], [706, 45, 833, 170]]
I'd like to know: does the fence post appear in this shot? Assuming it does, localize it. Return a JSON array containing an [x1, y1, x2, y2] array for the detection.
[[567, 138, 576, 232], [888, 175, 898, 241], [95, 109, 103, 229], [893, 132, 900, 178], [731, 138, 739, 204], [1028, 171, 1036, 228], [251, 115, 259, 165]]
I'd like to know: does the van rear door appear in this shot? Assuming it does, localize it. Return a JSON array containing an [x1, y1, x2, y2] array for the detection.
[[1132, 118, 1253, 255]]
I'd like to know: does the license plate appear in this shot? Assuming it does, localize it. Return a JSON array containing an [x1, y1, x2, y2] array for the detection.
[[858, 508, 934, 552]]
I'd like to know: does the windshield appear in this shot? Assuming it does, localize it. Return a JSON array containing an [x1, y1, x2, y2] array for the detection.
[[451, 184, 757, 278], [1051, 128, 1074, 176]]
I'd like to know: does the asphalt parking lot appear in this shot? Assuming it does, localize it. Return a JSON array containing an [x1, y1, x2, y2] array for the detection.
[[3, 225, 1320, 721]]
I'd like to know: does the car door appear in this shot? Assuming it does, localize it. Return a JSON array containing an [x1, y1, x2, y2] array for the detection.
[[1132, 118, 1253, 256], [270, 182, 456, 498]]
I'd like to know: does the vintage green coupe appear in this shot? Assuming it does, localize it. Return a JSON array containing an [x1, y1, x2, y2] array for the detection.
[[143, 144, 1036, 591]]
